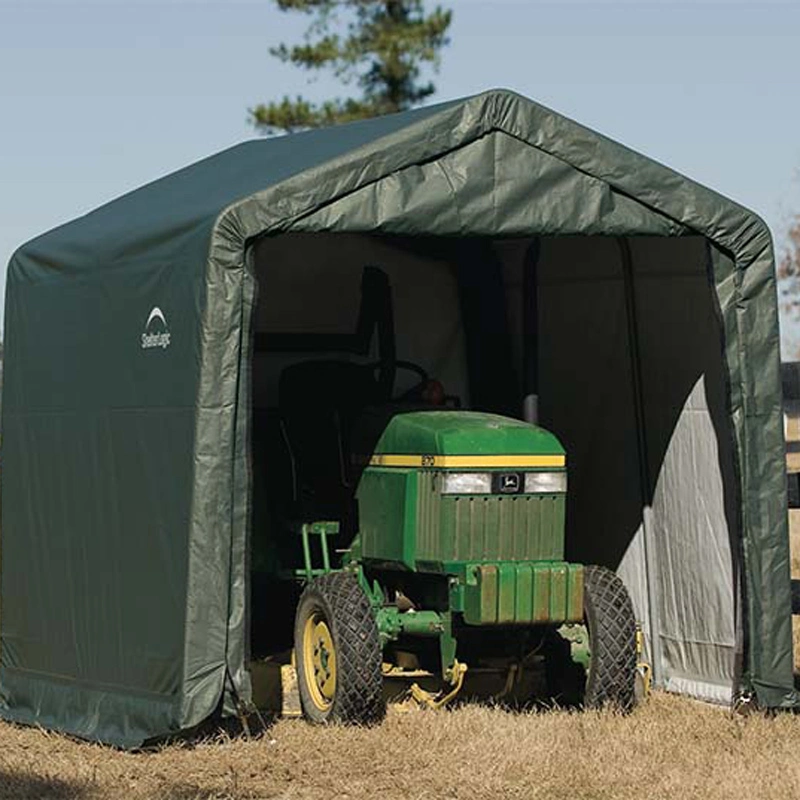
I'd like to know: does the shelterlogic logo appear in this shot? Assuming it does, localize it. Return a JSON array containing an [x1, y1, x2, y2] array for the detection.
[[141, 306, 171, 350]]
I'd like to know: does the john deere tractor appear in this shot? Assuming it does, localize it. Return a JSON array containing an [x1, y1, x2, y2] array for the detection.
[[253, 266, 638, 723]]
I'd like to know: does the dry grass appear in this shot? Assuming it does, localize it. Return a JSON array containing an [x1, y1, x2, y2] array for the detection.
[[791, 510, 800, 673], [1, 523, 800, 799], [0, 694, 799, 800]]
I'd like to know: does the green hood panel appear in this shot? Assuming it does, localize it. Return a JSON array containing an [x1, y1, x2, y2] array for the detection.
[[372, 411, 566, 460]]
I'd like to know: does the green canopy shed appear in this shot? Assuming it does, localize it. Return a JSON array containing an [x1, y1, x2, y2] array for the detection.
[[1, 89, 796, 747]]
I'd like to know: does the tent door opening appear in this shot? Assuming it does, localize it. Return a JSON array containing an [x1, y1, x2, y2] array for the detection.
[[246, 231, 740, 706]]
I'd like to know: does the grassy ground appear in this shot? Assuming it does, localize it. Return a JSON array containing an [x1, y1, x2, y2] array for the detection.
[[1, 693, 800, 800], [1, 526, 799, 799]]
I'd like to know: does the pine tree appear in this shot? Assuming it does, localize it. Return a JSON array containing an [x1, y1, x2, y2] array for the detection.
[[251, 1, 452, 134]]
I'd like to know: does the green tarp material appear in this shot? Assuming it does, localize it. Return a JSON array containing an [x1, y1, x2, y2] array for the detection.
[[1, 89, 796, 747]]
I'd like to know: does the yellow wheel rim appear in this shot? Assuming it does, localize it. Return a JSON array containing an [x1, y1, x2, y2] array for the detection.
[[302, 611, 337, 712]]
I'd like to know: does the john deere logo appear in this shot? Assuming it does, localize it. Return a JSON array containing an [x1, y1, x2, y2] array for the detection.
[[141, 306, 171, 350], [494, 472, 522, 494], [501, 474, 520, 492]]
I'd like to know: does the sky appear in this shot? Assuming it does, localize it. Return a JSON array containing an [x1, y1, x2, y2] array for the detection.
[[2, 0, 800, 350]]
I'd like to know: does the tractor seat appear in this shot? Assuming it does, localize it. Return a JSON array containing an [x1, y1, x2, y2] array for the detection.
[[278, 360, 382, 518]]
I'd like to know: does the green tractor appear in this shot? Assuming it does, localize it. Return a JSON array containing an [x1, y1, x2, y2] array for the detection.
[[252, 266, 638, 723]]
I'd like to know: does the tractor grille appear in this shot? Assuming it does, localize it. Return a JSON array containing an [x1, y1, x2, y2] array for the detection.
[[415, 473, 565, 563]]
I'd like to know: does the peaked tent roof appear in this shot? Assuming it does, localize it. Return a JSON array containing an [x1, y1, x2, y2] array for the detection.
[[13, 89, 772, 281]]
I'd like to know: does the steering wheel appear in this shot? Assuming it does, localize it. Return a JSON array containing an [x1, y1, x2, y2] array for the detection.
[[366, 359, 429, 402]]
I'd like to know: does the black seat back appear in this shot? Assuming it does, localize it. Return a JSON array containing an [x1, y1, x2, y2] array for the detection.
[[278, 360, 380, 518]]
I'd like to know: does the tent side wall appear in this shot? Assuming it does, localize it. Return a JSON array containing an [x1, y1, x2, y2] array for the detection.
[[708, 242, 793, 706], [0, 217, 240, 746]]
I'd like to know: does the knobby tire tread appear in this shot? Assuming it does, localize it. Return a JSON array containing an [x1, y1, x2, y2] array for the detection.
[[297, 572, 385, 725], [584, 565, 637, 712]]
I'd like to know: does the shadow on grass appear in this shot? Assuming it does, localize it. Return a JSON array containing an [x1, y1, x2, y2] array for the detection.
[[0, 768, 267, 800], [0, 769, 92, 800], [146, 709, 278, 751]]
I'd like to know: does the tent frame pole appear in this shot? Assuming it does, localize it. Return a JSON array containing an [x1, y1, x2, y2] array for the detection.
[[618, 236, 663, 687]]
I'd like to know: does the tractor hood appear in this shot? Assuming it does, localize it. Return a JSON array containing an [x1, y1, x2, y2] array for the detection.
[[369, 411, 565, 468]]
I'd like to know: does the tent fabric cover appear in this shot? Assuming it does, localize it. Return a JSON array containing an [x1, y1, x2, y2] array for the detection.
[[1, 89, 796, 747]]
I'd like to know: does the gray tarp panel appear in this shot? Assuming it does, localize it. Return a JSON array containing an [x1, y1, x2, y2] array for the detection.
[[2, 89, 795, 747], [531, 236, 739, 700]]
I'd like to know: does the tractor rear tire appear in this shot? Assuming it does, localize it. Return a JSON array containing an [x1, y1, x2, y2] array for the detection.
[[583, 565, 637, 711], [294, 572, 385, 725]]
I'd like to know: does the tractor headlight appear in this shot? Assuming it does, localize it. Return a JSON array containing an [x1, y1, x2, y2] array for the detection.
[[440, 471, 567, 495], [524, 471, 567, 494], [441, 472, 492, 494]]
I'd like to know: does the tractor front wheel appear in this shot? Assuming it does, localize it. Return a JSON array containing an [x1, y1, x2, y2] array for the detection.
[[582, 565, 637, 711], [294, 572, 385, 724], [546, 565, 637, 711]]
